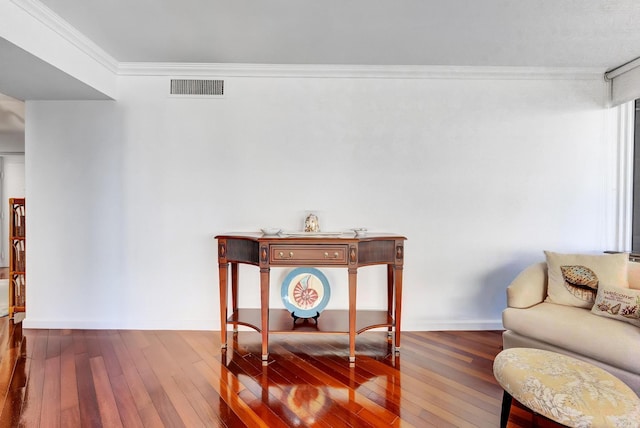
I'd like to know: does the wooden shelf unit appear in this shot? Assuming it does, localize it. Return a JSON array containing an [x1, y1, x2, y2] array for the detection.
[[8, 198, 25, 318], [216, 232, 406, 364]]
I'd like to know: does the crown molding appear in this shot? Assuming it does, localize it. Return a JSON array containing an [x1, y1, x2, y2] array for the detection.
[[118, 62, 605, 80], [11, 0, 119, 74], [10, 0, 606, 82]]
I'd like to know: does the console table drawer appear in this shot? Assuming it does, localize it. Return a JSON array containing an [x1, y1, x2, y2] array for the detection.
[[270, 245, 348, 265]]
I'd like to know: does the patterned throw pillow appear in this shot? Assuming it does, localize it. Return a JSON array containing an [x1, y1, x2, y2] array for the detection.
[[544, 251, 629, 308], [591, 284, 640, 327]]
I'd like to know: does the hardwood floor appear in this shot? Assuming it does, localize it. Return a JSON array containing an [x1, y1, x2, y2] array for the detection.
[[0, 323, 557, 427]]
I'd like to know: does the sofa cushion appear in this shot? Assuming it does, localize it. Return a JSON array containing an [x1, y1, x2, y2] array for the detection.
[[591, 284, 640, 327], [503, 302, 640, 374], [544, 251, 629, 309]]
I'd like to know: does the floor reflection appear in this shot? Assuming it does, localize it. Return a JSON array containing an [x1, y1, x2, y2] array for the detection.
[[0, 315, 25, 426], [275, 384, 330, 425], [221, 332, 402, 427]]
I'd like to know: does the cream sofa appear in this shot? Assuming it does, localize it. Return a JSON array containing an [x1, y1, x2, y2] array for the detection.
[[502, 260, 640, 394]]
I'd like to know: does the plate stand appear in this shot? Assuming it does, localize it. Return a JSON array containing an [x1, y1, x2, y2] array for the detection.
[[291, 311, 320, 328]]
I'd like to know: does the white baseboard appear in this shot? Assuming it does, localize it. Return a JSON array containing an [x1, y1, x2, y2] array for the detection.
[[22, 318, 218, 331], [405, 319, 504, 331], [23, 318, 504, 331]]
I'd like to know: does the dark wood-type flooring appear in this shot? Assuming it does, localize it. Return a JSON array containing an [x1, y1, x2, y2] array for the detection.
[[0, 319, 561, 427]]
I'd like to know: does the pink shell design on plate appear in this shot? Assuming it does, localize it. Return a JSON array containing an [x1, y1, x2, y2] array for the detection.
[[293, 275, 319, 309], [281, 267, 331, 317]]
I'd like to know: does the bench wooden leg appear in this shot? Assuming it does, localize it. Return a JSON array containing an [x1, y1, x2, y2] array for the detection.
[[500, 390, 512, 428]]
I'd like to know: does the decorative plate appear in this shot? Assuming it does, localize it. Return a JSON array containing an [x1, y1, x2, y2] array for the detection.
[[261, 228, 281, 236], [281, 267, 331, 318]]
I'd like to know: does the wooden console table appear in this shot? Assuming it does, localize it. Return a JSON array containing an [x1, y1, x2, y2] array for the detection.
[[216, 232, 406, 364]]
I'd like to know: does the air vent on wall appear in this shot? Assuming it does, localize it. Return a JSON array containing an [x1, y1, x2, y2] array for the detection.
[[170, 79, 224, 96]]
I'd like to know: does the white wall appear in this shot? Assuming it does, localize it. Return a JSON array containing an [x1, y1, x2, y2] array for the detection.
[[24, 72, 614, 330], [26, 100, 123, 327], [0, 133, 24, 152]]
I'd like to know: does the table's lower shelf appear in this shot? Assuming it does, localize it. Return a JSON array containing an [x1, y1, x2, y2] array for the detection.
[[227, 308, 394, 334]]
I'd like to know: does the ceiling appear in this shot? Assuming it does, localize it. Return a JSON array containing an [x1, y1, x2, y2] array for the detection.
[[35, 0, 640, 69], [0, 37, 111, 102], [3, 0, 640, 105]]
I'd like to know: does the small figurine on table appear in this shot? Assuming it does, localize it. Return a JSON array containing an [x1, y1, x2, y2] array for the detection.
[[304, 213, 320, 232]]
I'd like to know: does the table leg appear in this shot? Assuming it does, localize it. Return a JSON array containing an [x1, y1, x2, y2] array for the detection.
[[394, 266, 403, 353], [387, 265, 394, 338], [348, 267, 358, 364], [231, 263, 239, 333], [219, 262, 229, 349], [260, 267, 270, 364]]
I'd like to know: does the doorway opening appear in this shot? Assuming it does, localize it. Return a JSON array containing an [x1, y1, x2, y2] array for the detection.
[[0, 94, 25, 318]]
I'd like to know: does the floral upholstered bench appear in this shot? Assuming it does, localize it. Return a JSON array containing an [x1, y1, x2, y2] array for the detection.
[[493, 348, 640, 427]]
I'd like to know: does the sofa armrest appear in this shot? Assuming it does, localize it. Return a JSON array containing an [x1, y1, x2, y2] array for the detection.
[[506, 262, 548, 308]]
